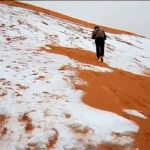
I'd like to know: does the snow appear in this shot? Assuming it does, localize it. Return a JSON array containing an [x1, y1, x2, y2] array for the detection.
[[0, 4, 140, 149], [105, 34, 150, 75], [0, 4, 150, 75], [123, 109, 147, 119]]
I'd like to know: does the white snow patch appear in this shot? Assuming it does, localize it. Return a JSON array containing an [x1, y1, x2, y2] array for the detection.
[[0, 4, 150, 75], [123, 109, 147, 119], [105, 34, 150, 76]]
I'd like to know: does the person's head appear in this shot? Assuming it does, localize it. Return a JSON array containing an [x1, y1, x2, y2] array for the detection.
[[94, 26, 99, 30]]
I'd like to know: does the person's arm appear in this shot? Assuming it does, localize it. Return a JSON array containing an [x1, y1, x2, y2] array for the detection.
[[103, 31, 107, 40], [91, 30, 96, 39]]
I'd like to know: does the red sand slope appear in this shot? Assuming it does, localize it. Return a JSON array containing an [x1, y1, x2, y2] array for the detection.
[[45, 46, 150, 150]]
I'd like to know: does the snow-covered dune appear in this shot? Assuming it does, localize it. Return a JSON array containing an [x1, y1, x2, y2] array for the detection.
[[0, 3, 149, 150], [0, 4, 150, 76]]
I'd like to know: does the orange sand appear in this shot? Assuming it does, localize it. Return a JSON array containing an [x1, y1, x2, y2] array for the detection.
[[45, 46, 150, 150]]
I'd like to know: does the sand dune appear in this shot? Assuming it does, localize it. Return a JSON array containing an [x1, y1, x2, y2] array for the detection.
[[0, 2, 150, 150], [47, 46, 150, 150]]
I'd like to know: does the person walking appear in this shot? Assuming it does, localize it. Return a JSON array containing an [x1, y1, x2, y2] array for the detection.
[[91, 26, 107, 62]]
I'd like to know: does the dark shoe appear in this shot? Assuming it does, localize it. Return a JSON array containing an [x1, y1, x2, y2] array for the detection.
[[101, 57, 103, 62]]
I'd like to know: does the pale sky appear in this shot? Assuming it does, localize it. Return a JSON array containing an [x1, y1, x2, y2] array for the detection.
[[23, 1, 150, 37]]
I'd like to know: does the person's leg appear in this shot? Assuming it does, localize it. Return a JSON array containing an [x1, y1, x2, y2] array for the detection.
[[100, 39, 104, 62], [95, 39, 100, 59], [101, 40, 104, 57]]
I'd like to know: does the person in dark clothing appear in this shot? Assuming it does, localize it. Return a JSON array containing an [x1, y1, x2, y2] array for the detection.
[[91, 26, 107, 62]]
